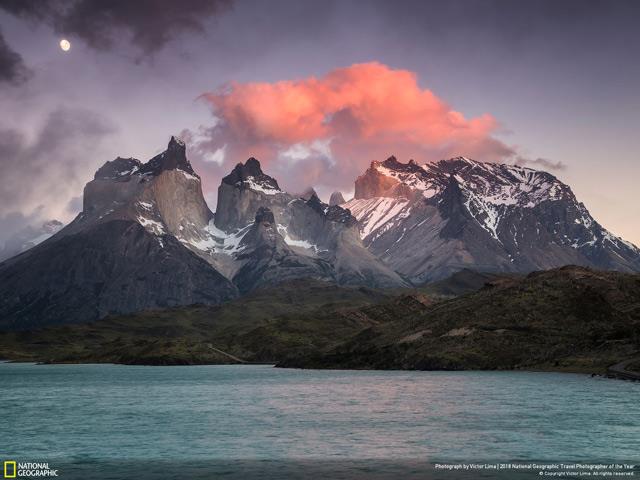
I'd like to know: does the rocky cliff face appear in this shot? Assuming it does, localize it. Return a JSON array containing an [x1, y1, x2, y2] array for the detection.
[[344, 156, 640, 282], [0, 137, 239, 329], [202, 158, 407, 289], [232, 207, 335, 293], [329, 191, 346, 206], [214, 158, 288, 231], [72, 136, 212, 243], [0, 139, 406, 330]]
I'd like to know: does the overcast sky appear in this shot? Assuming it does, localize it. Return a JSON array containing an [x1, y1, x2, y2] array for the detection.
[[1, 0, 639, 245]]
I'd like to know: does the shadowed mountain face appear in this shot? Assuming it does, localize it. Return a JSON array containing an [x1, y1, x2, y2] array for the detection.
[[344, 156, 640, 283]]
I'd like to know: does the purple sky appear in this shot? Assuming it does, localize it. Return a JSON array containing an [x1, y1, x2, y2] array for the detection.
[[0, 0, 639, 245]]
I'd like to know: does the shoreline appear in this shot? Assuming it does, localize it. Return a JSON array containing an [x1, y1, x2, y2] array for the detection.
[[2, 357, 639, 381]]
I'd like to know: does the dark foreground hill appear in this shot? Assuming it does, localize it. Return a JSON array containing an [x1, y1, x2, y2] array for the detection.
[[280, 266, 640, 374], [1, 267, 638, 376], [0, 279, 391, 364]]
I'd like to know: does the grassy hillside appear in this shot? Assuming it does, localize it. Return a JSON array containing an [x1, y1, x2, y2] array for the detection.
[[280, 266, 640, 374], [0, 279, 390, 364]]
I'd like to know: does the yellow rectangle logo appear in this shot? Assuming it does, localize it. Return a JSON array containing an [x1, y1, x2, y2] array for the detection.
[[3, 461, 16, 479]]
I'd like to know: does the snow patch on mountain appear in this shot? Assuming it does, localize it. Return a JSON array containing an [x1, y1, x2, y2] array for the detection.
[[277, 225, 324, 253], [344, 197, 412, 240], [137, 216, 165, 235], [178, 169, 200, 182], [242, 176, 281, 195], [180, 220, 251, 256]]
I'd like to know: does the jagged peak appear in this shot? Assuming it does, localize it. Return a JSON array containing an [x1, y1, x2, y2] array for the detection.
[[93, 137, 199, 181], [168, 135, 185, 148], [382, 155, 400, 168], [371, 156, 424, 174], [222, 157, 281, 194], [305, 193, 357, 226], [141, 136, 196, 177], [329, 191, 346, 206], [95, 157, 142, 180], [298, 187, 318, 200]]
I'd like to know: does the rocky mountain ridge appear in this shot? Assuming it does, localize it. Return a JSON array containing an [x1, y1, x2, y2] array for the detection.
[[342, 156, 640, 282], [1, 137, 638, 329], [0, 137, 405, 329]]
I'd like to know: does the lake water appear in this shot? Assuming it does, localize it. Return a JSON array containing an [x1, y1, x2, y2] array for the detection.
[[1, 363, 638, 479]]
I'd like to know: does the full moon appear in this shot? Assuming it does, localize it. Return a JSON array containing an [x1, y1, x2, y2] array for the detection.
[[59, 39, 71, 52]]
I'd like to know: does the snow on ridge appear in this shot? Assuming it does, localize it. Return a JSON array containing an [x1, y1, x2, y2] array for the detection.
[[177, 169, 200, 182], [374, 164, 439, 199], [137, 216, 165, 235], [117, 165, 139, 177], [242, 176, 281, 195], [376, 156, 567, 207], [188, 220, 250, 254], [344, 197, 411, 239], [277, 225, 324, 253]]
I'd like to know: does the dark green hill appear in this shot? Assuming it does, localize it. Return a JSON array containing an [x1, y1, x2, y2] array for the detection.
[[2, 266, 637, 376], [279, 266, 640, 374], [0, 278, 390, 364]]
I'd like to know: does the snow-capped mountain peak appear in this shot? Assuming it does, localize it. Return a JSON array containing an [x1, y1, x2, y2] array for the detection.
[[345, 155, 640, 282]]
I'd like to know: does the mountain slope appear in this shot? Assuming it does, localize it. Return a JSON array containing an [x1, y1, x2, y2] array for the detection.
[[280, 266, 640, 372], [343, 156, 640, 282]]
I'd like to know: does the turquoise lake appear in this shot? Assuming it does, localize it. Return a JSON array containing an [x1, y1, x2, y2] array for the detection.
[[1, 363, 638, 479]]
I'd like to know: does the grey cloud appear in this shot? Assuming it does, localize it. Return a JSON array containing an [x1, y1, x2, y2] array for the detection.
[[0, 29, 31, 84], [0, 0, 233, 57], [0, 107, 116, 229], [515, 156, 567, 171], [65, 195, 83, 214], [0, 208, 44, 248]]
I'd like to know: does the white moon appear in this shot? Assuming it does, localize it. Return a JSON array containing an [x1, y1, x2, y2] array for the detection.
[[60, 39, 71, 52]]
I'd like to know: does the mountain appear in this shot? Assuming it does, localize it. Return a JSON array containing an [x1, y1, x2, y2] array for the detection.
[[207, 157, 408, 290], [0, 220, 64, 261], [0, 137, 405, 330], [279, 266, 640, 372], [0, 137, 239, 329], [2, 137, 638, 331], [344, 156, 640, 283]]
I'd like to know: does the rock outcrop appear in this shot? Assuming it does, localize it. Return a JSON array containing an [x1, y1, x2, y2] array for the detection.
[[329, 191, 346, 206]]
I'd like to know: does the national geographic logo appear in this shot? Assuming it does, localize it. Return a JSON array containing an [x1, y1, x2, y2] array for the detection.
[[3, 462, 16, 479], [3, 461, 58, 478]]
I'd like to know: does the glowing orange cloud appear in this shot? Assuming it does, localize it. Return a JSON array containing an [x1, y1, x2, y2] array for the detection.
[[194, 62, 515, 195]]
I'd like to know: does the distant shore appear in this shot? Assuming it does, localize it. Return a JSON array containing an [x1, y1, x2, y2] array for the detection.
[[2, 356, 639, 382]]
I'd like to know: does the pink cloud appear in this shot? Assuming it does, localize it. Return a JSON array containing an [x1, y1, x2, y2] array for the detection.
[[190, 62, 516, 199]]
